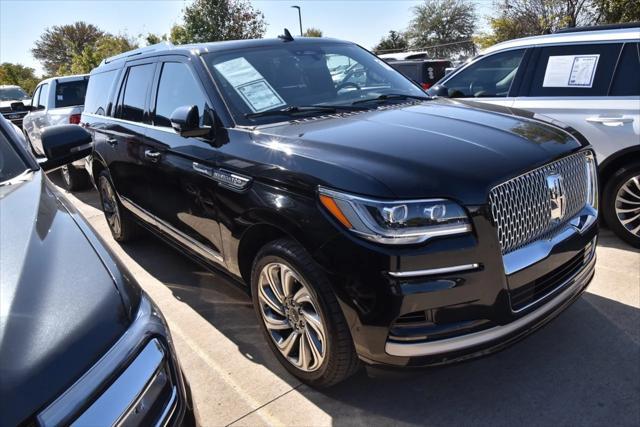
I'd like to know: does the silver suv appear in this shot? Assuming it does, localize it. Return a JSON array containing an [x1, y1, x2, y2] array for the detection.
[[430, 24, 640, 247], [23, 74, 90, 190]]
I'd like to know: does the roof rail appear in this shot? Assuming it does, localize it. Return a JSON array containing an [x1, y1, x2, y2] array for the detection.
[[101, 41, 175, 65], [555, 22, 640, 34]]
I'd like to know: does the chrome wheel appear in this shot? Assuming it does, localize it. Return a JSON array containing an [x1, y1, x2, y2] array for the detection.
[[615, 174, 640, 238], [61, 165, 71, 186], [99, 176, 121, 237], [257, 262, 327, 372]]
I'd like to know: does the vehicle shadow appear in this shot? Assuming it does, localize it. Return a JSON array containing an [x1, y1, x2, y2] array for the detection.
[[117, 229, 640, 426], [47, 170, 103, 211]]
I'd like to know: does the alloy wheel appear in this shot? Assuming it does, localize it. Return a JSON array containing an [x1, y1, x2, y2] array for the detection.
[[615, 174, 640, 238], [99, 176, 122, 237], [257, 262, 327, 372]]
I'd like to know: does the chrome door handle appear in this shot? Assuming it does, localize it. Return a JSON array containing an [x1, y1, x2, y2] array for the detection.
[[192, 162, 212, 176], [586, 116, 633, 126], [106, 137, 118, 146], [144, 149, 162, 162]]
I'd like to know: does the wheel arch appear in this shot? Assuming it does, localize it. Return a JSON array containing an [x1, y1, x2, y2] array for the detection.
[[598, 146, 640, 193]]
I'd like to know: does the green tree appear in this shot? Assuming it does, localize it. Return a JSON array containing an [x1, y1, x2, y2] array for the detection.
[[592, 0, 640, 23], [373, 30, 409, 54], [303, 28, 323, 37], [145, 33, 167, 45], [32, 22, 104, 75], [0, 63, 39, 94], [476, 0, 602, 49], [61, 35, 138, 75], [407, 0, 477, 58], [178, 0, 266, 43]]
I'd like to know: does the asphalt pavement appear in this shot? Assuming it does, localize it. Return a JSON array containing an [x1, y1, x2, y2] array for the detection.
[[52, 173, 640, 427]]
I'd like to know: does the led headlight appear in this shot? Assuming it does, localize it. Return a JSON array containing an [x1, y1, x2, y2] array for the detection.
[[318, 187, 472, 245], [585, 151, 598, 209]]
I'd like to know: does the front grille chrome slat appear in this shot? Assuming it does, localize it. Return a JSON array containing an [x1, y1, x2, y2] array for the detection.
[[489, 152, 589, 254]]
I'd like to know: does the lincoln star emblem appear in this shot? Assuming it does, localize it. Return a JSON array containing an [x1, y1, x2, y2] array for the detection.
[[546, 173, 567, 222]]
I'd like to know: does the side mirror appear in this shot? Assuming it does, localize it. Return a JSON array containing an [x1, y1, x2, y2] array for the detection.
[[39, 125, 92, 171], [170, 105, 210, 138], [428, 84, 450, 97]]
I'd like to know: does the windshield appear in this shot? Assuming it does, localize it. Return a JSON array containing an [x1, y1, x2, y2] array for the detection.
[[0, 130, 29, 184], [204, 43, 425, 125], [0, 87, 29, 101]]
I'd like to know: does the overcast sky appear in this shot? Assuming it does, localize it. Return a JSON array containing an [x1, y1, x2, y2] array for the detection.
[[0, 0, 493, 76]]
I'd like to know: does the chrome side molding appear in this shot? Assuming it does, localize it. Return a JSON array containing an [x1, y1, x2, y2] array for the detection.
[[389, 263, 480, 278]]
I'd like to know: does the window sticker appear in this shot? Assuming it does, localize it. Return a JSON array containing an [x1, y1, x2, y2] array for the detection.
[[214, 57, 286, 112], [542, 54, 600, 88]]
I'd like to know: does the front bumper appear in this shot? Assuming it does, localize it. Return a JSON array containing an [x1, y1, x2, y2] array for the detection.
[[1, 111, 28, 128], [316, 205, 598, 369], [37, 295, 196, 426]]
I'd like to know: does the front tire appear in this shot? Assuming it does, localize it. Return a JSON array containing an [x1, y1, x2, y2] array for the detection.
[[251, 238, 359, 387], [603, 163, 640, 248], [60, 164, 90, 192], [97, 171, 140, 242]]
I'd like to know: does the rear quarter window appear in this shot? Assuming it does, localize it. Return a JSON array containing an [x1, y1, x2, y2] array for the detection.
[[610, 42, 640, 96], [84, 70, 118, 115], [526, 43, 622, 97], [55, 79, 88, 108]]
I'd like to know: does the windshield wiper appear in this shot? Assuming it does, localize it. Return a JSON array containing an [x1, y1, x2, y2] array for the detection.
[[245, 104, 369, 120], [352, 93, 431, 106]]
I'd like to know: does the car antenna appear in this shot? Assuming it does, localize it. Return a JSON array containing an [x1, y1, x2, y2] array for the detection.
[[278, 28, 294, 42]]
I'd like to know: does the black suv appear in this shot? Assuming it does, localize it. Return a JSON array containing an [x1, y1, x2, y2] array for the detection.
[[80, 36, 598, 387]]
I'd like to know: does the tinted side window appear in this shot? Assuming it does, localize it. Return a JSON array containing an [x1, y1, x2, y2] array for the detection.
[[527, 43, 622, 97], [85, 70, 117, 115], [55, 79, 88, 108], [610, 43, 640, 96], [38, 83, 49, 109], [153, 62, 209, 128], [117, 63, 155, 122], [443, 49, 525, 98]]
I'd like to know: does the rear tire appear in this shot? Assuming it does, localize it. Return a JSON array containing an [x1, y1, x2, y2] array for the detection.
[[60, 164, 91, 192], [602, 163, 640, 248], [251, 238, 360, 388], [97, 170, 140, 242]]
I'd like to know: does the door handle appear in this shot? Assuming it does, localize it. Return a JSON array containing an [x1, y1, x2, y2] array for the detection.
[[192, 162, 212, 176], [106, 137, 118, 146], [144, 149, 162, 162], [586, 116, 633, 127]]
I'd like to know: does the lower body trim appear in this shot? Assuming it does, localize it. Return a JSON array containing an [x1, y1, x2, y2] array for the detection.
[[385, 253, 595, 357]]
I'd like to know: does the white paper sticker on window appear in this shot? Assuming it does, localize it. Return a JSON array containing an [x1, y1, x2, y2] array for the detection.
[[542, 54, 600, 88], [214, 57, 286, 112]]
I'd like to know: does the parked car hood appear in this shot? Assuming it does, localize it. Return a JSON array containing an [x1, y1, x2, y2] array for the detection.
[[241, 98, 586, 204], [0, 99, 30, 109], [0, 171, 132, 426]]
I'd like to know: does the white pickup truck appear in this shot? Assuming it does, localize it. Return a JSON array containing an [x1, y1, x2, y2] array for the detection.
[[23, 74, 90, 190]]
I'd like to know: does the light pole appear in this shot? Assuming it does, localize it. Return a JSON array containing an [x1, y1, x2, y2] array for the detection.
[[291, 5, 302, 36]]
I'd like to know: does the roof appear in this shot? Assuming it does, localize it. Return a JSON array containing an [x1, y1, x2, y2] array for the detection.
[[482, 26, 640, 55], [37, 74, 90, 85], [100, 37, 352, 67]]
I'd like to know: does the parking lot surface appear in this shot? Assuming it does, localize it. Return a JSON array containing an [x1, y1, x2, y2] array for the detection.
[[53, 174, 640, 427]]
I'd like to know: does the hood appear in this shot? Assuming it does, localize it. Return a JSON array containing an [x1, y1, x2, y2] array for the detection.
[[0, 171, 132, 426], [240, 99, 585, 205], [0, 99, 30, 110]]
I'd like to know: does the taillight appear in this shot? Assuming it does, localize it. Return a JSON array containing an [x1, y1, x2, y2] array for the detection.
[[421, 82, 432, 90], [69, 114, 81, 124]]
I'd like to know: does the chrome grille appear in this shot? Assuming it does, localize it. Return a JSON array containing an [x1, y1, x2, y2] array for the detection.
[[489, 152, 589, 254]]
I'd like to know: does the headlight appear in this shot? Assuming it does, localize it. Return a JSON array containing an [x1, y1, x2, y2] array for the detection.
[[585, 151, 598, 209], [318, 187, 472, 245]]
